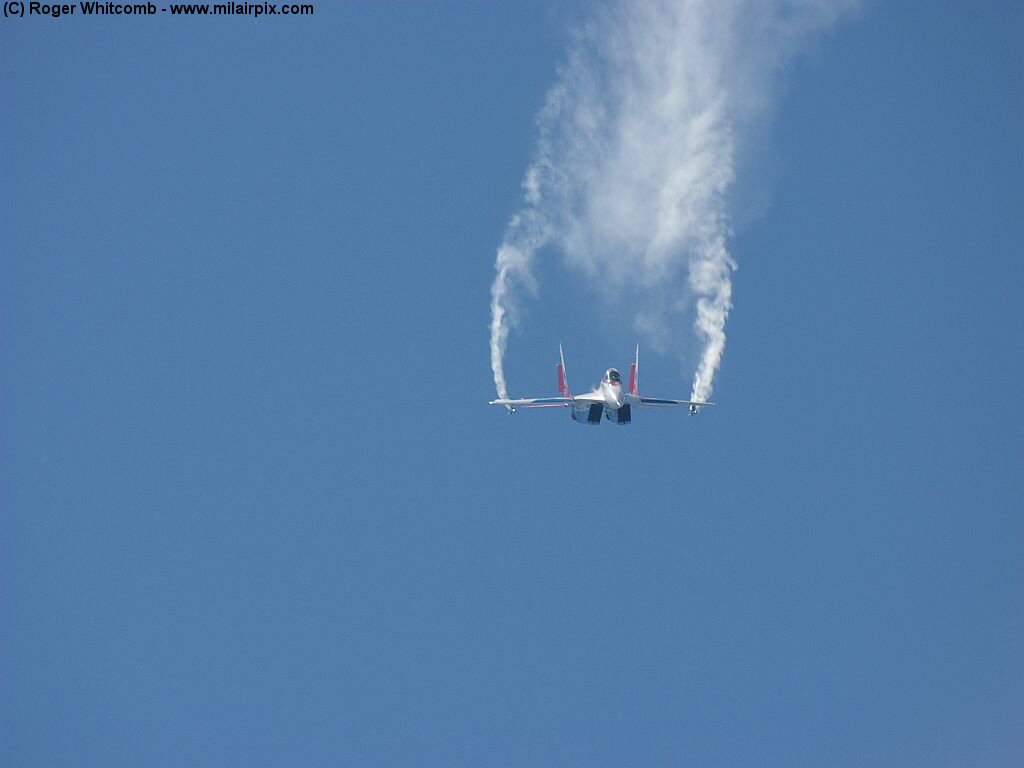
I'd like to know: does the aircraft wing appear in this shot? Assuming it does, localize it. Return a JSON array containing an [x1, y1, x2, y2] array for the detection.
[[489, 397, 574, 409], [633, 396, 715, 408], [490, 388, 606, 408]]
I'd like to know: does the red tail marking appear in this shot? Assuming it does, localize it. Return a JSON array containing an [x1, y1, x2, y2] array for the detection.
[[628, 344, 640, 395], [557, 344, 573, 397], [557, 363, 570, 397]]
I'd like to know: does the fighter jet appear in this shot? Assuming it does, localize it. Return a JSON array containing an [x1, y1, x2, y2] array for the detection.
[[490, 345, 714, 424]]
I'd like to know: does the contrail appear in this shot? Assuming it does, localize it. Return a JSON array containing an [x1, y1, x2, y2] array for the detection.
[[489, 0, 856, 403]]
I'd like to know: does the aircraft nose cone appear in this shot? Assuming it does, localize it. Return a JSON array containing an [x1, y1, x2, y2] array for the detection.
[[611, 388, 625, 409], [603, 381, 625, 409]]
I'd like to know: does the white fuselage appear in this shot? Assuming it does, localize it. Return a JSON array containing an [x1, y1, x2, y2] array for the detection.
[[601, 379, 625, 409]]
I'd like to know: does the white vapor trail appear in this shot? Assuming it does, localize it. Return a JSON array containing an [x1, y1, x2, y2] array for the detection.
[[489, 0, 856, 403]]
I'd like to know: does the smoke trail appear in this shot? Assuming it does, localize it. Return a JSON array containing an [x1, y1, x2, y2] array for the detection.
[[489, 0, 856, 402], [489, 209, 550, 401]]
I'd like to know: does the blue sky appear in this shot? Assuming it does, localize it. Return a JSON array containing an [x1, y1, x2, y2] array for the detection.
[[2, 2, 1022, 766]]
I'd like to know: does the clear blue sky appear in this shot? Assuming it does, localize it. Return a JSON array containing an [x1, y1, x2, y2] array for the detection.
[[2, 2, 1022, 765]]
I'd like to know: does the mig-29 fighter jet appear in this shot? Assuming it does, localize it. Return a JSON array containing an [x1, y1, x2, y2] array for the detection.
[[490, 346, 714, 425]]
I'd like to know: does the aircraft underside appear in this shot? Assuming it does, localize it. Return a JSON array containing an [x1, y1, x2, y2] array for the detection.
[[571, 403, 631, 425]]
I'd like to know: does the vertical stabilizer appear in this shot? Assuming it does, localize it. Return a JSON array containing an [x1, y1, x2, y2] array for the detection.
[[557, 344, 572, 398], [628, 344, 640, 396]]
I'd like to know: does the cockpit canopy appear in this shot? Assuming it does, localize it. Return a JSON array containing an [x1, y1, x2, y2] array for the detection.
[[606, 368, 621, 384]]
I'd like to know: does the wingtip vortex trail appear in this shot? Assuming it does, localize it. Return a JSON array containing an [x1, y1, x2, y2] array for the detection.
[[489, 0, 858, 401]]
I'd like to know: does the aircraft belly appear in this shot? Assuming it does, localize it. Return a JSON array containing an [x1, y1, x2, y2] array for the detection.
[[605, 403, 631, 425], [570, 403, 603, 425]]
